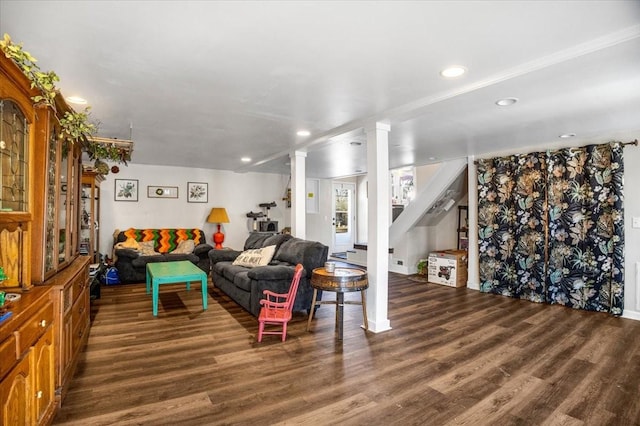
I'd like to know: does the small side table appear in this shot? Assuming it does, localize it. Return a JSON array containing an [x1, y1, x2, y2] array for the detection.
[[306, 267, 368, 340]]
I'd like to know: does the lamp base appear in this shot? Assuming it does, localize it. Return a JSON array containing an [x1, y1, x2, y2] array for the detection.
[[213, 224, 225, 249]]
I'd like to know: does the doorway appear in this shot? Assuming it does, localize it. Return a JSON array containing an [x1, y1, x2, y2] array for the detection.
[[332, 182, 355, 254]]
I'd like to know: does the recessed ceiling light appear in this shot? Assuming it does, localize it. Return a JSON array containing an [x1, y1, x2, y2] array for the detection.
[[559, 133, 576, 139], [241, 157, 251, 162], [440, 66, 466, 78], [66, 96, 87, 105], [495, 97, 518, 107], [296, 130, 310, 136], [428, 157, 437, 161]]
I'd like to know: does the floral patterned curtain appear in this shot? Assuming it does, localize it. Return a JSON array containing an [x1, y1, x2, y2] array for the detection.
[[477, 152, 547, 302], [477, 142, 625, 315], [546, 143, 625, 314]]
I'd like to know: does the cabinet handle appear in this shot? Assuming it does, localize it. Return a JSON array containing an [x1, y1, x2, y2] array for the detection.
[[39, 320, 47, 328], [36, 390, 43, 399]]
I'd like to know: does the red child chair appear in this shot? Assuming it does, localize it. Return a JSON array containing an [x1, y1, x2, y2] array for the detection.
[[257, 264, 304, 342]]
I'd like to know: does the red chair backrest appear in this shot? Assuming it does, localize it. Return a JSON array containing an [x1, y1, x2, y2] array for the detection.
[[284, 264, 304, 311]]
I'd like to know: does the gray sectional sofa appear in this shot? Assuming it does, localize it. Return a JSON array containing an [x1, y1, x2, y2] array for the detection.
[[209, 232, 328, 316]]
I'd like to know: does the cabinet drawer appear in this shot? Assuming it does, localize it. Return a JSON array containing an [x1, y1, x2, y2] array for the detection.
[[15, 301, 54, 357], [71, 289, 89, 353], [0, 334, 17, 379], [71, 266, 89, 303]]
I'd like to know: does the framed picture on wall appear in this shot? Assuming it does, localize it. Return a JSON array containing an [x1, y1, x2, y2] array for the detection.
[[147, 186, 179, 199], [187, 182, 208, 203], [114, 179, 139, 201]]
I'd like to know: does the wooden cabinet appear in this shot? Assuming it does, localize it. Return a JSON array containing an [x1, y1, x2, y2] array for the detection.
[[0, 51, 90, 421], [80, 171, 104, 263], [0, 286, 56, 426], [47, 256, 90, 402], [31, 113, 83, 284]]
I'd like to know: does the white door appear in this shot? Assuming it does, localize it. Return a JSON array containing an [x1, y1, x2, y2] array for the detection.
[[332, 183, 355, 253]]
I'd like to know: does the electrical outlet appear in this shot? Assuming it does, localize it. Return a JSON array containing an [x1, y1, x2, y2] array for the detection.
[[633, 217, 640, 229], [397, 260, 403, 266]]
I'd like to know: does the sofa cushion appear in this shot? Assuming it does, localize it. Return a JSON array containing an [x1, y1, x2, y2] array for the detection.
[[215, 262, 248, 283], [138, 240, 159, 256], [275, 238, 328, 277], [232, 271, 253, 292], [131, 254, 166, 268], [263, 233, 292, 252], [232, 245, 276, 268], [171, 239, 195, 254], [164, 253, 199, 263], [243, 232, 271, 250], [247, 264, 297, 281]]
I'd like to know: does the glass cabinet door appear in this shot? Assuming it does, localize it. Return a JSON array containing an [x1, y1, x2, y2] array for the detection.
[[58, 139, 70, 265], [44, 119, 58, 273], [80, 182, 90, 256], [0, 98, 30, 289], [0, 100, 29, 212], [80, 171, 102, 264]]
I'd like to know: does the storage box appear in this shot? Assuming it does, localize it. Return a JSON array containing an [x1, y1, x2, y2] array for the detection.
[[427, 250, 468, 287]]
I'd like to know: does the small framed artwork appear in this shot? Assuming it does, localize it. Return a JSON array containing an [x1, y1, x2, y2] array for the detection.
[[187, 182, 208, 203], [114, 179, 139, 202], [147, 185, 179, 199]]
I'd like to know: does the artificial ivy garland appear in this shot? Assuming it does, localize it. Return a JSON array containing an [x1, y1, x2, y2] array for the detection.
[[0, 33, 130, 170]]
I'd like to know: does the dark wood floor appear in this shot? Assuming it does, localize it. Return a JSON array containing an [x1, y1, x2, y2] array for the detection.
[[53, 274, 640, 425]]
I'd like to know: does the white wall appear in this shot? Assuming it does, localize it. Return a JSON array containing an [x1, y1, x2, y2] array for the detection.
[[99, 163, 290, 257]]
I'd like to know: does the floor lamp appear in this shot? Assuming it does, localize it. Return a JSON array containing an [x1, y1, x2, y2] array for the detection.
[[207, 207, 230, 249]]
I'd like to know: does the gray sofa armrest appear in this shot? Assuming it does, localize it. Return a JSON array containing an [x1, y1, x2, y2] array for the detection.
[[194, 243, 214, 256], [114, 248, 140, 259], [247, 265, 297, 281], [209, 249, 242, 264]]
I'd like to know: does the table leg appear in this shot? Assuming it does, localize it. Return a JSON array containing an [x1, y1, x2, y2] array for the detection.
[[186, 280, 191, 291], [201, 276, 208, 311], [152, 279, 159, 316], [146, 269, 151, 294], [361, 289, 368, 330], [306, 289, 318, 331], [337, 291, 344, 340]]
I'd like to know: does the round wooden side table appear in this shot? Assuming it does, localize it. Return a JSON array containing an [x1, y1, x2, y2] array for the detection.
[[306, 267, 368, 340]]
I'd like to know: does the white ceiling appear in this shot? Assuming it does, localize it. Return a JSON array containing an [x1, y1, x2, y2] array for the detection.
[[1, 1, 639, 178]]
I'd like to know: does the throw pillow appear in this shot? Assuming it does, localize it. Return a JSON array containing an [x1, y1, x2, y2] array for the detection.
[[138, 240, 159, 256], [232, 245, 276, 268], [171, 239, 195, 255], [121, 237, 140, 249]]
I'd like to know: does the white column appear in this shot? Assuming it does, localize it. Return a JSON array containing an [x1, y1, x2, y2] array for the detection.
[[467, 156, 480, 290], [365, 122, 392, 333], [290, 151, 307, 239]]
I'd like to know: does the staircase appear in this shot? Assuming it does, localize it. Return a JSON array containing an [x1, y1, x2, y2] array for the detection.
[[389, 158, 468, 250]]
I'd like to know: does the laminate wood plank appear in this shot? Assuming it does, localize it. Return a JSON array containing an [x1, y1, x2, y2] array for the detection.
[[53, 275, 640, 425]]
